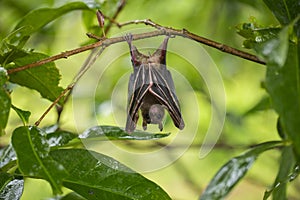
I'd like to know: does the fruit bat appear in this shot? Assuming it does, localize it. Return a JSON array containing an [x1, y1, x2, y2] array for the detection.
[[124, 34, 184, 133]]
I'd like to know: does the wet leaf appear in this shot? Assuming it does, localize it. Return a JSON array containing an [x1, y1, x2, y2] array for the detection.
[[50, 149, 171, 200], [0, 173, 24, 200], [200, 141, 284, 200], [12, 126, 68, 194], [0, 44, 28, 65], [46, 130, 78, 147], [236, 23, 280, 48], [239, 17, 300, 157], [0, 67, 8, 85], [79, 125, 170, 141], [254, 26, 289, 67], [0, 144, 17, 170], [237, 22, 289, 67]]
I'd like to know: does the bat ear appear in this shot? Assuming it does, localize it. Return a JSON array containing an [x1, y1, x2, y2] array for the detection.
[[130, 46, 143, 67], [124, 34, 147, 67], [153, 36, 170, 64]]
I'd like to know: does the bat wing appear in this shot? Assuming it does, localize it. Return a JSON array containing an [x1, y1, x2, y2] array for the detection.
[[149, 66, 185, 130], [126, 65, 151, 133]]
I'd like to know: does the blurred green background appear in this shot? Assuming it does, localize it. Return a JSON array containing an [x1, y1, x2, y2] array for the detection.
[[1, 0, 299, 199]]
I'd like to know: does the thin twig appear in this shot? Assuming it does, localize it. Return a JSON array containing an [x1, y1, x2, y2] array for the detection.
[[7, 42, 102, 74], [104, 0, 126, 35], [35, 3, 128, 126], [8, 19, 265, 75], [34, 84, 74, 126], [35, 46, 106, 127], [6, 30, 163, 75]]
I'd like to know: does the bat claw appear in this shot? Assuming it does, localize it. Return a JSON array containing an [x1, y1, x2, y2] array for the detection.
[[124, 33, 133, 44], [158, 123, 163, 131]]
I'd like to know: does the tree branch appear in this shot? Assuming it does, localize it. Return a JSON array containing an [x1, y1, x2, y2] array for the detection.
[[115, 19, 266, 65], [8, 19, 265, 75], [13, 17, 265, 126]]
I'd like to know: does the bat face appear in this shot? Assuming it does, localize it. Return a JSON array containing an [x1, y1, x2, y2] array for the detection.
[[124, 34, 184, 133]]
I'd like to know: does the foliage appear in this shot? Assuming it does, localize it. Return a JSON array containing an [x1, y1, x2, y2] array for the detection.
[[0, 0, 299, 199]]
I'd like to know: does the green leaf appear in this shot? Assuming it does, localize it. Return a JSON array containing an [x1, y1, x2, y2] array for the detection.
[[263, 146, 295, 200], [0, 145, 17, 170], [79, 125, 170, 141], [265, 41, 300, 157], [0, 173, 24, 200], [0, 44, 28, 66], [0, 67, 8, 85], [0, 89, 11, 135], [46, 130, 78, 147], [8, 52, 64, 104], [0, 27, 32, 57], [200, 141, 284, 200], [255, 26, 290, 67], [50, 149, 171, 200], [11, 105, 31, 125], [237, 22, 289, 67], [10, 2, 90, 44], [0, 172, 12, 190], [40, 125, 80, 148], [263, 0, 300, 26], [42, 124, 60, 133], [236, 23, 281, 49], [239, 19, 300, 157], [12, 126, 68, 194], [0, 67, 11, 135], [262, 0, 300, 38]]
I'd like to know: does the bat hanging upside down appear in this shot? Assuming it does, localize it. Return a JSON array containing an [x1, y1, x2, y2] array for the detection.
[[124, 34, 185, 133]]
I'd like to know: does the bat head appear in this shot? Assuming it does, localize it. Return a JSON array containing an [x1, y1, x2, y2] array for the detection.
[[141, 104, 165, 131], [148, 104, 165, 124]]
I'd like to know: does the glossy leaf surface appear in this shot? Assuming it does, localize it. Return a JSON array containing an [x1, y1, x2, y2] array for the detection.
[[80, 125, 170, 141]]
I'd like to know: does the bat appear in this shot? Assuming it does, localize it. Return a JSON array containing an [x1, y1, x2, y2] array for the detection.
[[124, 34, 185, 133]]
